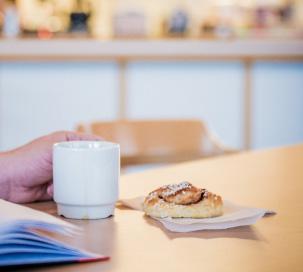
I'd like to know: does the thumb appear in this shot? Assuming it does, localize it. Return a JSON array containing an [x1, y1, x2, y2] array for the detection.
[[47, 183, 53, 197]]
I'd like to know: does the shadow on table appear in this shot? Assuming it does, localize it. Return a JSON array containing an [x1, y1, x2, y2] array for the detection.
[[143, 215, 268, 242]]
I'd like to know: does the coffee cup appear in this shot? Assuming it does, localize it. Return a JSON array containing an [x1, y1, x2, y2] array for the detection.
[[53, 141, 120, 219]]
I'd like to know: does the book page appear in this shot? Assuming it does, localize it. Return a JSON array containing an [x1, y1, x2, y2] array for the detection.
[[0, 200, 78, 233]]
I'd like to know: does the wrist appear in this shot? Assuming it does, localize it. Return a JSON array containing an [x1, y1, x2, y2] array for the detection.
[[0, 152, 13, 201]]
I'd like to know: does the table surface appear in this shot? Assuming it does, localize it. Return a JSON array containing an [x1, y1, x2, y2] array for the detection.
[[20, 144, 303, 272]]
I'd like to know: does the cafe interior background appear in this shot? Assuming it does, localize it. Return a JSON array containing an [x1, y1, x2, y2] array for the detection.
[[0, 0, 302, 170]]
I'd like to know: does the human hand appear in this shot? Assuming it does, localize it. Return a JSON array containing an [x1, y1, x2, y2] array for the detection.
[[0, 131, 101, 203]]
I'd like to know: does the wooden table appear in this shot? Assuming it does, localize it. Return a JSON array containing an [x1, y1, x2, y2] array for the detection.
[[22, 144, 303, 272]]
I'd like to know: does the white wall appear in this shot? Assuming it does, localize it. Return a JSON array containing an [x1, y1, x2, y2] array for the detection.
[[252, 62, 303, 149], [0, 62, 119, 151], [127, 61, 244, 149]]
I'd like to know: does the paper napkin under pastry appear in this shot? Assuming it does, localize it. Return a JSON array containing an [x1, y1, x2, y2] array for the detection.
[[119, 197, 275, 233]]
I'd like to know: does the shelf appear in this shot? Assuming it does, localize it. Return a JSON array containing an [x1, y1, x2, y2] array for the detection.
[[0, 39, 303, 61]]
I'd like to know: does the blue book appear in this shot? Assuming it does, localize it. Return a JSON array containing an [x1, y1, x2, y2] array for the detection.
[[0, 200, 109, 267]]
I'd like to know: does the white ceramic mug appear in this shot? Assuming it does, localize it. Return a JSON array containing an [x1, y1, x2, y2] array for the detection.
[[53, 141, 120, 219]]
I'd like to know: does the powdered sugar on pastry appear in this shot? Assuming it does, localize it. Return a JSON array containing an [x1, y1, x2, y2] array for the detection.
[[161, 182, 192, 197]]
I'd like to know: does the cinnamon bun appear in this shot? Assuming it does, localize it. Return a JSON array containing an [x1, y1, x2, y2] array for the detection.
[[143, 181, 223, 218]]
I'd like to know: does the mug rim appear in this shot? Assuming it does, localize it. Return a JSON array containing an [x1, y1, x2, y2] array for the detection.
[[53, 140, 119, 151]]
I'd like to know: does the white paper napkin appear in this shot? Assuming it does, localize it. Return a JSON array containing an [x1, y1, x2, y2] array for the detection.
[[119, 197, 275, 233]]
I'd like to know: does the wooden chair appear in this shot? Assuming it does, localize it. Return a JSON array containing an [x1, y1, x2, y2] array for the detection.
[[77, 119, 237, 167]]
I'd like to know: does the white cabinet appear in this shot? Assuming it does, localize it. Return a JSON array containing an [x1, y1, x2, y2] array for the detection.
[[0, 62, 119, 151], [127, 61, 244, 149], [252, 62, 303, 149]]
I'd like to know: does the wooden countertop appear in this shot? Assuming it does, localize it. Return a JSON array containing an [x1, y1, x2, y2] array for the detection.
[[22, 144, 303, 272], [0, 39, 303, 60]]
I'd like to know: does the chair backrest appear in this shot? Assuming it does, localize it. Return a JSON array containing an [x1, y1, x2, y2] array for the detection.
[[77, 119, 208, 165]]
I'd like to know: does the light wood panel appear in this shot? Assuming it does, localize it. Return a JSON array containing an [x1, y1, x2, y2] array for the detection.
[[244, 60, 252, 149], [0, 39, 302, 60], [23, 144, 303, 272]]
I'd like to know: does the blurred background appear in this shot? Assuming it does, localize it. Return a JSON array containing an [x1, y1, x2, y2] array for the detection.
[[0, 0, 302, 162], [1, 0, 303, 39]]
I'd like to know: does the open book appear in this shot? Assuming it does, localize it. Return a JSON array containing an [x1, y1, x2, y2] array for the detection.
[[0, 199, 108, 267]]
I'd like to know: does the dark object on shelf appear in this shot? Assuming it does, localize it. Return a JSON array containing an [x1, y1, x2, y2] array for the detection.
[[69, 12, 90, 33], [200, 21, 216, 38], [278, 3, 293, 23], [166, 9, 189, 36], [255, 7, 269, 28]]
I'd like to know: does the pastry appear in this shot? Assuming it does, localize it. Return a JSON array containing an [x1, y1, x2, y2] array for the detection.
[[143, 181, 223, 218]]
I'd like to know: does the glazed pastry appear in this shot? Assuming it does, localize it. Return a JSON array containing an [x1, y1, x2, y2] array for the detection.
[[143, 181, 223, 218]]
